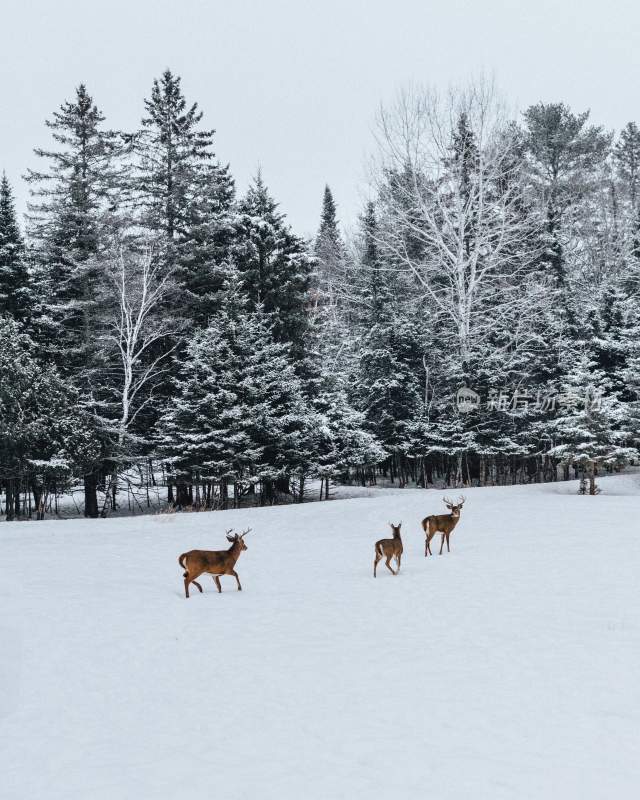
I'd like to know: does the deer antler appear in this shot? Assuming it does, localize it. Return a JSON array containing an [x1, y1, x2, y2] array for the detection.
[[442, 496, 453, 506], [240, 527, 252, 537], [225, 528, 234, 536], [458, 495, 466, 506]]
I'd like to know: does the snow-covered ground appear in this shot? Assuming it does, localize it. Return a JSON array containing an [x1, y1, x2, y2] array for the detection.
[[1, 475, 639, 799]]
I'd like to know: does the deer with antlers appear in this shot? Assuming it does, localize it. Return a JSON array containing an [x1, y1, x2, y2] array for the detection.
[[178, 528, 251, 598], [422, 497, 465, 556], [373, 522, 403, 577]]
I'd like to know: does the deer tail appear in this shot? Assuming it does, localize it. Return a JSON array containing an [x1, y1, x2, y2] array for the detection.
[[179, 553, 188, 576], [421, 516, 432, 533], [375, 541, 383, 557]]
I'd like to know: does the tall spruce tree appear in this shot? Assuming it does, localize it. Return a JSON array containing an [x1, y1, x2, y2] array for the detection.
[[0, 173, 31, 322], [313, 185, 346, 310], [25, 84, 118, 516], [134, 69, 235, 326], [614, 122, 640, 265], [159, 273, 314, 506], [236, 173, 313, 365], [523, 103, 612, 287], [0, 316, 98, 520]]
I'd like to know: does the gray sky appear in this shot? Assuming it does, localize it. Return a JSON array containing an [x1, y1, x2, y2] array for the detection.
[[2, 0, 638, 237]]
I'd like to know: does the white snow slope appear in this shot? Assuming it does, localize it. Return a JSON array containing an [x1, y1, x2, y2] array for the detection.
[[1, 476, 639, 800]]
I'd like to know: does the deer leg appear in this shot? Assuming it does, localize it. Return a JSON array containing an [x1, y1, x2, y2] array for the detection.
[[396, 553, 401, 572], [426, 534, 434, 556], [446, 532, 451, 552], [439, 534, 445, 555], [184, 574, 203, 598], [231, 570, 242, 591], [374, 554, 380, 577], [214, 576, 222, 593], [385, 556, 396, 575]]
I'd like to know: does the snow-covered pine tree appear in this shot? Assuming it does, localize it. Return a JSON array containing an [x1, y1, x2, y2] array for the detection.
[[313, 185, 347, 314], [159, 272, 314, 507], [25, 84, 119, 516], [523, 103, 612, 288], [133, 69, 235, 328], [0, 316, 98, 519], [236, 173, 313, 367], [614, 121, 640, 269], [348, 202, 424, 485], [548, 352, 637, 494], [0, 173, 31, 322]]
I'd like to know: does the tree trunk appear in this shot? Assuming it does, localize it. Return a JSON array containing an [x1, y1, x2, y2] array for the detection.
[[84, 473, 99, 519], [5, 479, 16, 521], [588, 461, 597, 495]]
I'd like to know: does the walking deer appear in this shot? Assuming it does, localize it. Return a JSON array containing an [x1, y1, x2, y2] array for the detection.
[[422, 497, 465, 556], [179, 528, 251, 598], [373, 522, 403, 577]]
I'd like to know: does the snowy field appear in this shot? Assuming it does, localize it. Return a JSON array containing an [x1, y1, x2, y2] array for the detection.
[[1, 476, 639, 800]]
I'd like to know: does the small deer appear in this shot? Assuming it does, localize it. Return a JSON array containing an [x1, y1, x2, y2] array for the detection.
[[178, 528, 251, 599], [422, 496, 465, 556], [373, 522, 403, 577]]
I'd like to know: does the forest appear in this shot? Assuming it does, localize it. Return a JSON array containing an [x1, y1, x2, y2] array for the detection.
[[1, 72, 639, 519]]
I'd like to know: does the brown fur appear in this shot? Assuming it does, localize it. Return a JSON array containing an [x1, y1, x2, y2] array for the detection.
[[374, 522, 403, 577], [421, 496, 465, 556], [179, 528, 250, 598]]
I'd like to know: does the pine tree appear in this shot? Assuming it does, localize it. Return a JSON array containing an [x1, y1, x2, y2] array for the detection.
[[159, 273, 314, 507], [313, 185, 346, 310], [236, 173, 313, 365], [0, 173, 31, 322], [25, 84, 118, 516], [615, 122, 640, 209], [523, 103, 612, 286], [0, 316, 98, 519], [134, 68, 235, 327], [614, 122, 640, 265], [548, 353, 637, 494]]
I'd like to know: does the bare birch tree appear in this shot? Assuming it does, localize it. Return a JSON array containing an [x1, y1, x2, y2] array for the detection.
[[372, 80, 547, 370], [103, 247, 177, 452]]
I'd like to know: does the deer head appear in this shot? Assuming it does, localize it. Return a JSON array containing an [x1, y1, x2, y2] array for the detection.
[[388, 521, 402, 537], [443, 496, 465, 516], [226, 527, 251, 551]]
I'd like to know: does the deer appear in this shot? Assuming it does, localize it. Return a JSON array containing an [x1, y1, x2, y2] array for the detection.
[[373, 522, 403, 577], [421, 496, 465, 556], [178, 528, 251, 599]]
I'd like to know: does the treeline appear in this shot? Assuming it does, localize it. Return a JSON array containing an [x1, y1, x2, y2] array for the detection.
[[1, 74, 639, 519]]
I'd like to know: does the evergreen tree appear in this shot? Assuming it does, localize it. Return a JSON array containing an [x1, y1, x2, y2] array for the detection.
[[313, 185, 346, 310], [0, 316, 98, 519], [615, 122, 640, 209], [614, 121, 640, 264], [0, 173, 31, 322], [159, 274, 314, 506], [25, 84, 118, 516], [236, 173, 313, 364], [523, 103, 612, 286], [548, 353, 636, 493], [134, 68, 235, 326]]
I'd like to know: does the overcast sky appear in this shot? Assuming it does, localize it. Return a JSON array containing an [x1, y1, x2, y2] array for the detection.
[[2, 0, 638, 237]]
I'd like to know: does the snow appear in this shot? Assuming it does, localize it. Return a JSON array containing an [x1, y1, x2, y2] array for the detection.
[[1, 475, 639, 799]]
